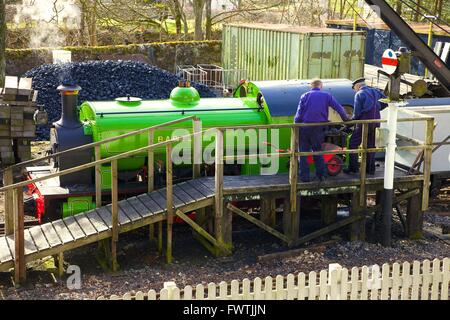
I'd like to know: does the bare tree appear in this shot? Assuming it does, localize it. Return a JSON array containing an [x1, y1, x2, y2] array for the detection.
[[192, 0, 205, 40], [0, 0, 5, 87], [168, 0, 183, 36], [205, 0, 211, 39]]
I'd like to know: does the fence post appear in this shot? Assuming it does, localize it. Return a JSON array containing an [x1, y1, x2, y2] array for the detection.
[[94, 145, 102, 208], [13, 187, 25, 285], [359, 123, 368, 207], [111, 159, 119, 272], [147, 129, 155, 243], [421, 118, 434, 211], [166, 143, 174, 264], [148, 129, 154, 193], [289, 126, 299, 244], [192, 118, 202, 179], [328, 263, 341, 300], [3, 167, 14, 235], [214, 128, 225, 252], [163, 281, 178, 300]]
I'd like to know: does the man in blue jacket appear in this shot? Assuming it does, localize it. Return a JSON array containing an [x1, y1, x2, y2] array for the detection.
[[344, 78, 387, 175], [294, 79, 349, 182]]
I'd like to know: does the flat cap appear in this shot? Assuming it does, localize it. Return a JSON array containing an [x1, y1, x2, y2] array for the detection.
[[352, 77, 365, 89]]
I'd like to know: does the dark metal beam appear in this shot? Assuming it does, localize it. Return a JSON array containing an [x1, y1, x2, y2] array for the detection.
[[365, 0, 450, 92]]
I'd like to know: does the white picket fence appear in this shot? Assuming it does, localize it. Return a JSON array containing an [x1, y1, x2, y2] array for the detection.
[[97, 258, 449, 300]]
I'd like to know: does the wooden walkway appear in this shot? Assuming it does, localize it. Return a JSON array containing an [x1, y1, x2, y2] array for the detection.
[[0, 179, 215, 272], [0, 169, 423, 272]]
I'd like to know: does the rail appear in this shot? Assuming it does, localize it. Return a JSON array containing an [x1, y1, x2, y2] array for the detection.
[[1, 108, 434, 285]]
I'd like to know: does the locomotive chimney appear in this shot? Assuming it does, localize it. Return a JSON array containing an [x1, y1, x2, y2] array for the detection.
[[56, 84, 82, 128]]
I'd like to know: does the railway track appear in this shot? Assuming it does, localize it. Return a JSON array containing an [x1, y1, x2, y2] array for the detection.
[[0, 218, 40, 236]]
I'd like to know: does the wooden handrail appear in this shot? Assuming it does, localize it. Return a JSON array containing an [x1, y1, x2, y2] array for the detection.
[[1, 117, 432, 193], [1, 116, 198, 173], [0, 130, 205, 192], [216, 117, 433, 131]]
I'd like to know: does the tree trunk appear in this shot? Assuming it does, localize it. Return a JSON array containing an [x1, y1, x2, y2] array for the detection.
[[435, 0, 443, 17], [413, 0, 421, 22], [205, 0, 212, 40], [0, 0, 6, 88], [79, 0, 86, 46], [395, 0, 402, 15], [86, 0, 97, 46], [171, 0, 182, 37], [193, 0, 205, 40]]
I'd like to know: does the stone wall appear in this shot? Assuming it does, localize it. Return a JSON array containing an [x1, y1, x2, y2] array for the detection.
[[6, 40, 222, 76]]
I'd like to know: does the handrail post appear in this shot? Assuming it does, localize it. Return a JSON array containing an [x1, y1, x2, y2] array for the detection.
[[148, 129, 154, 193], [289, 126, 299, 244], [359, 123, 368, 207], [192, 117, 202, 179], [13, 187, 25, 285], [214, 128, 224, 248], [422, 118, 434, 210], [3, 167, 14, 235], [111, 159, 119, 272], [94, 146, 102, 208], [166, 143, 174, 264]]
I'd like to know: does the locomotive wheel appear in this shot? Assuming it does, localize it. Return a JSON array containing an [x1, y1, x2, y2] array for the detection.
[[326, 156, 343, 176]]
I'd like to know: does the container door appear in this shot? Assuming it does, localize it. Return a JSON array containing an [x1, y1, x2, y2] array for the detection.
[[338, 33, 365, 79]]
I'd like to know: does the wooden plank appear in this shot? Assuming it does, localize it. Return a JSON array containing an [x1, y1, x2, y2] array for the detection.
[[18, 78, 32, 96], [74, 214, 98, 236], [40, 223, 62, 247], [29, 226, 51, 251], [127, 196, 152, 218], [105, 203, 130, 226], [187, 180, 214, 198], [359, 123, 368, 207], [149, 191, 167, 210], [157, 188, 184, 208], [96, 207, 112, 228], [13, 187, 26, 284], [5, 236, 16, 259], [214, 128, 224, 245], [23, 229, 38, 255], [175, 209, 229, 254], [51, 220, 75, 244], [137, 194, 163, 214], [179, 181, 206, 200], [111, 159, 119, 272], [192, 118, 202, 179], [147, 129, 154, 193], [293, 215, 363, 246], [0, 236, 13, 263], [4, 76, 18, 95], [289, 126, 299, 242], [166, 143, 174, 264], [85, 210, 109, 233], [173, 184, 196, 205], [227, 203, 290, 244], [63, 216, 86, 240], [422, 119, 433, 210], [118, 200, 142, 222], [94, 146, 102, 208]]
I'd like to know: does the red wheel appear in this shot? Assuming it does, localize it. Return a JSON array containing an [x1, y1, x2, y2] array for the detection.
[[326, 156, 343, 176]]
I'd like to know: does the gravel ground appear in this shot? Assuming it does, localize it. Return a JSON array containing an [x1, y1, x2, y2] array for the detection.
[[0, 209, 448, 300]]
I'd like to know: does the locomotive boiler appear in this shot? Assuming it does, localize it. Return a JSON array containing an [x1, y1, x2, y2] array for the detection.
[[27, 79, 356, 222]]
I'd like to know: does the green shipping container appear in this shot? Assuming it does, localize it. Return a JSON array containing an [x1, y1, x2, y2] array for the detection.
[[222, 24, 366, 81]]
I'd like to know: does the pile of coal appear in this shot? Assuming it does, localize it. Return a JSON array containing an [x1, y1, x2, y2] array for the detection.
[[24, 60, 217, 140]]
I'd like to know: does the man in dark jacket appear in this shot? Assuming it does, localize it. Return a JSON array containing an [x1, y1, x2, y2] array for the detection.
[[294, 79, 349, 182], [344, 78, 387, 175]]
